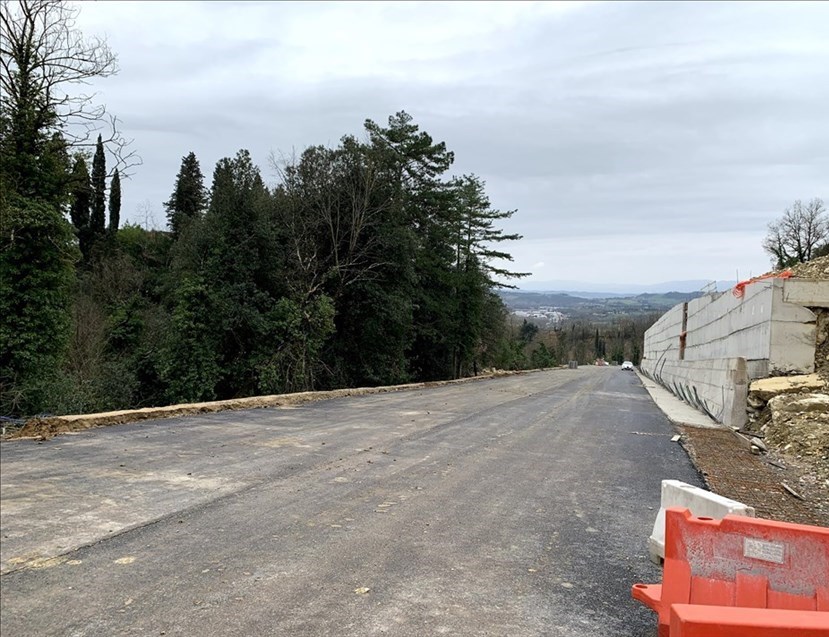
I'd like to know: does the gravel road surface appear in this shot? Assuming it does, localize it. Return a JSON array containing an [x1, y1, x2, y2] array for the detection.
[[1, 367, 702, 636]]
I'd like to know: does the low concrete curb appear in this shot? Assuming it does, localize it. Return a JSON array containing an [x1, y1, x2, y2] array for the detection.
[[640, 358, 749, 428], [11, 371, 530, 440], [636, 371, 723, 429]]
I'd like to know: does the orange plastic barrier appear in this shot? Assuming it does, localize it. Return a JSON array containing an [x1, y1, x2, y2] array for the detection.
[[670, 604, 829, 636], [632, 507, 829, 636]]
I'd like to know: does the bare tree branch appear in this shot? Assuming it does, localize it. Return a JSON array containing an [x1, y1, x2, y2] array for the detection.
[[1, 0, 141, 175]]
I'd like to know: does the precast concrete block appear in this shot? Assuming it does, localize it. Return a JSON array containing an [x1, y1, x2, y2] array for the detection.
[[648, 479, 755, 564], [783, 279, 829, 308]]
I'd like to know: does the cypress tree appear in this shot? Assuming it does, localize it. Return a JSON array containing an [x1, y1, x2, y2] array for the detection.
[[108, 168, 121, 233], [69, 156, 92, 258], [165, 152, 207, 238], [90, 135, 106, 237], [69, 157, 91, 230]]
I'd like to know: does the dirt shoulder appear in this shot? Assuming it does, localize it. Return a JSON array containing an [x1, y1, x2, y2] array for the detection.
[[638, 368, 828, 528]]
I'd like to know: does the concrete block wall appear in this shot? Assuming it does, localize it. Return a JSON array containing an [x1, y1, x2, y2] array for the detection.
[[684, 281, 776, 378], [641, 278, 823, 426], [642, 303, 684, 362]]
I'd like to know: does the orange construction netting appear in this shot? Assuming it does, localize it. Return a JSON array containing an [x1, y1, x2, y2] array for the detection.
[[732, 270, 792, 298]]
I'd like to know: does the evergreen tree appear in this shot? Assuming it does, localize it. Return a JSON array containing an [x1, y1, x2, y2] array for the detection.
[[165, 152, 207, 238], [362, 111, 456, 381], [90, 134, 106, 237], [69, 156, 92, 256], [69, 157, 91, 230], [163, 149, 300, 399], [108, 169, 121, 233], [443, 175, 527, 377]]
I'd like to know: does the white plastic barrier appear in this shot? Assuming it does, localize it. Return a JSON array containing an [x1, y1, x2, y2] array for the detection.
[[648, 479, 755, 564]]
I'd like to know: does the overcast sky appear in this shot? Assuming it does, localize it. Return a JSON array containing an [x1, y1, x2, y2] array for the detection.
[[72, 1, 828, 289]]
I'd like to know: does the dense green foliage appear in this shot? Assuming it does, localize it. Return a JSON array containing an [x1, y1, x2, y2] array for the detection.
[[2, 106, 532, 416], [1, 0, 645, 418], [510, 314, 657, 370], [0, 195, 79, 414], [68, 157, 92, 258]]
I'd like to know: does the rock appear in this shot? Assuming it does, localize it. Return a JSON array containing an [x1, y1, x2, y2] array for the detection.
[[768, 393, 829, 415], [748, 374, 826, 402], [764, 393, 829, 459], [747, 395, 766, 409], [750, 437, 767, 452]]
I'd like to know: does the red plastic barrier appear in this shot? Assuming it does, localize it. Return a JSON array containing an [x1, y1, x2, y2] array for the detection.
[[633, 507, 829, 636], [670, 604, 829, 636]]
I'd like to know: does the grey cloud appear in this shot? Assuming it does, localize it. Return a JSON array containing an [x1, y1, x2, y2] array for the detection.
[[82, 1, 827, 284]]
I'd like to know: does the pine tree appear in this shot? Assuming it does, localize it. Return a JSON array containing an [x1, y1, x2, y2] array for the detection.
[[90, 135, 106, 237], [165, 152, 207, 238], [108, 169, 121, 233], [359, 112, 457, 381]]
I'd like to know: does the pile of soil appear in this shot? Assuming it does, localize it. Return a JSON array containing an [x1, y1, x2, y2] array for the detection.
[[780, 254, 829, 279]]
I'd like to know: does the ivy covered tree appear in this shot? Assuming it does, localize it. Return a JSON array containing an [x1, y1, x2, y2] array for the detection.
[[1, 0, 126, 413], [165, 152, 208, 238], [0, 196, 78, 413]]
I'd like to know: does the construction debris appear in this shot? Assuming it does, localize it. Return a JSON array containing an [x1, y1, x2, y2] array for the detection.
[[781, 482, 805, 501], [750, 436, 767, 452]]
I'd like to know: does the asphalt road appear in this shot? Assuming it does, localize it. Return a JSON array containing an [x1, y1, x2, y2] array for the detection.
[[1, 367, 702, 636]]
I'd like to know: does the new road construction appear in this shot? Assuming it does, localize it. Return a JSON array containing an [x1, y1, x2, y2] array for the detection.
[[1, 368, 702, 636]]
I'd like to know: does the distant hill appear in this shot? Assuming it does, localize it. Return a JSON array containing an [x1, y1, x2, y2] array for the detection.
[[499, 289, 706, 324], [498, 291, 588, 309], [500, 290, 703, 309]]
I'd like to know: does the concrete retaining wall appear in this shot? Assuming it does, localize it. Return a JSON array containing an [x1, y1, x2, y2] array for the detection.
[[641, 278, 824, 426], [643, 357, 749, 427]]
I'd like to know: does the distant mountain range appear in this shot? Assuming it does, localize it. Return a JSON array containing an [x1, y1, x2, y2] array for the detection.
[[516, 279, 737, 296]]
